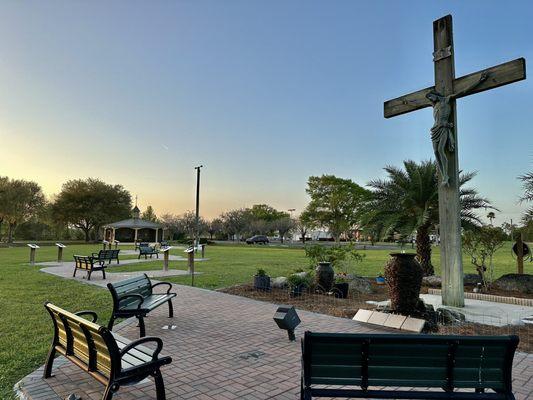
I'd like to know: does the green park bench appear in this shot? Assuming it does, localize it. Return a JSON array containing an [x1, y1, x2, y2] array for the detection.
[[138, 244, 159, 259], [73, 255, 107, 280], [107, 274, 176, 337], [43, 302, 172, 400], [92, 249, 120, 265], [135, 241, 149, 250], [300, 332, 519, 400]]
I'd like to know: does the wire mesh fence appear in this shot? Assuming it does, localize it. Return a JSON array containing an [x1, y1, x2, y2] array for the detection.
[[221, 283, 533, 352]]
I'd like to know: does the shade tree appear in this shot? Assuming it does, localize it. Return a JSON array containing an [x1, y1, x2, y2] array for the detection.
[[52, 178, 131, 242]]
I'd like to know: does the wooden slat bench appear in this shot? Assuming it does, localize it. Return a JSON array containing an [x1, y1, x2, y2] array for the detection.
[[301, 331, 519, 400], [107, 274, 176, 337], [73, 255, 107, 280], [92, 249, 120, 265], [43, 302, 172, 400], [138, 244, 159, 259]]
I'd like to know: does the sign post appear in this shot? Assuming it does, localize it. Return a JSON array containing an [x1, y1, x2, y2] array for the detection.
[[102, 240, 110, 250], [113, 240, 120, 250], [27, 244, 40, 265], [160, 246, 173, 272], [185, 246, 195, 286], [55, 243, 66, 263]]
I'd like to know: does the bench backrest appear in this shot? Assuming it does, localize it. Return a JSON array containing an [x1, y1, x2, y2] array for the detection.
[[107, 274, 153, 308], [139, 245, 155, 253], [302, 332, 518, 392], [74, 255, 94, 270], [97, 249, 119, 258], [44, 302, 120, 383]]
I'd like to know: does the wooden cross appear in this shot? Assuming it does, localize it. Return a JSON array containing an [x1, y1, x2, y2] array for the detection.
[[384, 15, 526, 307]]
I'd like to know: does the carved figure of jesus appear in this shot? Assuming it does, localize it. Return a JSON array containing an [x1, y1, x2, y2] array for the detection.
[[425, 72, 488, 186]]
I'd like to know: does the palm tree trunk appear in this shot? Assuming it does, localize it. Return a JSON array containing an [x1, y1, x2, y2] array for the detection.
[[416, 224, 434, 276]]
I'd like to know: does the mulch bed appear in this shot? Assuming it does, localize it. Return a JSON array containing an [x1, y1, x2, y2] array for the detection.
[[220, 283, 533, 353]]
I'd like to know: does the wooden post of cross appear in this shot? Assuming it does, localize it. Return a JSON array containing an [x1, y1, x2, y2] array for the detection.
[[384, 15, 526, 307]]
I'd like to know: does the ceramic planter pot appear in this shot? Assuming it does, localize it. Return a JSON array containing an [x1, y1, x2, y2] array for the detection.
[[254, 275, 271, 291], [384, 253, 423, 314], [315, 262, 334, 291], [333, 282, 349, 298]]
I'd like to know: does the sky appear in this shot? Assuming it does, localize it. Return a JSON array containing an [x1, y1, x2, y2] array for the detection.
[[0, 1, 531, 224]]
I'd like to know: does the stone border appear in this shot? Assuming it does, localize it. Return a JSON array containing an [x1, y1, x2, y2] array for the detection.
[[428, 288, 533, 307]]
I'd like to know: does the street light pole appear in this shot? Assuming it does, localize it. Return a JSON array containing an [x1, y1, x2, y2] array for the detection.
[[194, 165, 203, 252]]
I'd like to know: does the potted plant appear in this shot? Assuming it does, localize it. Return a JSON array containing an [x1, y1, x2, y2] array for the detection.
[[253, 268, 271, 291], [305, 244, 364, 291], [287, 273, 311, 297], [333, 272, 349, 298]]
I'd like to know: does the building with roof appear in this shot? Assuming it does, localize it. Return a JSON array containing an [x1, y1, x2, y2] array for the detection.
[[103, 206, 167, 243]]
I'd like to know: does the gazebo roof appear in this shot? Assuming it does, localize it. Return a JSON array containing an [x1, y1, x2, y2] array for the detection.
[[105, 218, 163, 229]]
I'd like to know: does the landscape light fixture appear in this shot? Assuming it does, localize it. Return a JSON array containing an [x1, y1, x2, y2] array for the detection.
[[273, 305, 301, 341]]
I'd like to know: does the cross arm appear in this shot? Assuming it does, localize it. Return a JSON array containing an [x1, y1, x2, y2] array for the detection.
[[384, 57, 526, 118]]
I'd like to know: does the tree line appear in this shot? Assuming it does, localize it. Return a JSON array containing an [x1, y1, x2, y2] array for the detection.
[[1, 161, 532, 275]]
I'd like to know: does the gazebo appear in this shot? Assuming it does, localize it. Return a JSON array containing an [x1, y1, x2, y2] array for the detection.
[[104, 206, 167, 243]]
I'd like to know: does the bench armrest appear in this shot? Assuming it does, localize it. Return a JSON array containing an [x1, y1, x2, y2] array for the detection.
[[151, 282, 173, 294], [91, 253, 101, 258], [75, 310, 98, 323], [117, 294, 144, 310], [120, 336, 163, 361]]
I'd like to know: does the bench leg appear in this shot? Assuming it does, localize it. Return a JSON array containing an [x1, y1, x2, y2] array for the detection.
[[102, 269, 106, 279], [73, 267, 77, 278], [168, 299, 174, 318], [117, 257, 120, 264], [43, 347, 56, 378], [108, 316, 115, 331], [87, 270, 92, 281], [153, 369, 166, 400], [138, 316, 146, 337], [102, 383, 118, 400]]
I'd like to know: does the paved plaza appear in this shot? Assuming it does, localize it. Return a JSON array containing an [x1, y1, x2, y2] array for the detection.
[[14, 268, 533, 399]]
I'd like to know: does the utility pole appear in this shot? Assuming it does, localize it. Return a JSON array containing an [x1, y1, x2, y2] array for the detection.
[[194, 165, 203, 252]]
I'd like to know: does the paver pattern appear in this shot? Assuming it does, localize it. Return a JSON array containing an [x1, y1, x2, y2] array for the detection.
[[15, 284, 533, 399]]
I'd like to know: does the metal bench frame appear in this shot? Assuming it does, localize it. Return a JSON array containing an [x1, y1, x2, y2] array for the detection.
[[43, 302, 172, 400], [73, 255, 107, 280], [138, 245, 159, 259], [107, 274, 176, 337], [92, 249, 120, 265], [301, 331, 519, 400]]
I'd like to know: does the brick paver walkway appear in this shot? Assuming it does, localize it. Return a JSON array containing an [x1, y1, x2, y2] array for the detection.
[[15, 285, 533, 399]]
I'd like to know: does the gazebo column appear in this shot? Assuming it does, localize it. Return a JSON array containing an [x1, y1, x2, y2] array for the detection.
[[112, 228, 116, 242], [155, 228, 159, 243], [134, 228, 139, 243]]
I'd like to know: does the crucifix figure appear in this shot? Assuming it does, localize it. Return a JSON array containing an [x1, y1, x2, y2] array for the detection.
[[384, 15, 526, 307], [427, 72, 487, 186]]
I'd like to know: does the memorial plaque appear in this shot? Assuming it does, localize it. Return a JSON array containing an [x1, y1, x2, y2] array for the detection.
[[367, 311, 389, 326], [27, 244, 40, 249], [55, 243, 66, 248], [352, 309, 374, 323], [383, 314, 407, 329], [400, 317, 426, 333]]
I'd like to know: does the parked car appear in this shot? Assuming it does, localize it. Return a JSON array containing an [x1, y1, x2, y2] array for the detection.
[[246, 235, 269, 245]]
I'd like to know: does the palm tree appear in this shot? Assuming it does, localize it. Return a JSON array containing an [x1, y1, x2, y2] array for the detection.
[[362, 160, 493, 276], [487, 211, 496, 225], [519, 172, 533, 220]]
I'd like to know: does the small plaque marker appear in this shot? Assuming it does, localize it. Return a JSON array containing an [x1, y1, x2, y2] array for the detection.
[[367, 311, 389, 326], [383, 314, 407, 329], [400, 317, 426, 333], [162, 325, 177, 330], [353, 309, 374, 323]]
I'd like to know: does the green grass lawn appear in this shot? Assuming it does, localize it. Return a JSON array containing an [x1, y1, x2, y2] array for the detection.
[[0, 241, 527, 398]]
